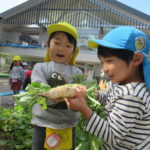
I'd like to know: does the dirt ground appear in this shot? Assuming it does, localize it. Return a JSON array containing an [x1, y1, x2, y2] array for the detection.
[[0, 77, 14, 108]]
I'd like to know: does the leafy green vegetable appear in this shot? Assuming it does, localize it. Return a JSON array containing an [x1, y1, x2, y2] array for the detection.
[[13, 78, 99, 111], [13, 82, 51, 110], [71, 75, 106, 150], [2, 74, 105, 150]]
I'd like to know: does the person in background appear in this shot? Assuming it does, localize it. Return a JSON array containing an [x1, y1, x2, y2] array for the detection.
[[22, 62, 32, 90], [9, 56, 25, 94], [23, 69, 32, 90], [31, 22, 83, 150], [22, 62, 29, 71], [65, 26, 150, 150]]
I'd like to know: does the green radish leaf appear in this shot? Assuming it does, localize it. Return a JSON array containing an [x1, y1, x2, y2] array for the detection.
[[31, 82, 41, 87]]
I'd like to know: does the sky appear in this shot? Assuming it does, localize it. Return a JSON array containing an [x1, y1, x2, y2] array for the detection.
[[0, 0, 28, 14], [117, 0, 150, 16], [0, 0, 150, 16]]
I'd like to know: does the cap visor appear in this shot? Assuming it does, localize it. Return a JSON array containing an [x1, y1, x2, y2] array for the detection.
[[88, 39, 125, 49]]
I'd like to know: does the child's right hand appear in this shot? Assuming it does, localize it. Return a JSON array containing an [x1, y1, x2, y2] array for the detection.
[[64, 87, 93, 119], [65, 88, 86, 110]]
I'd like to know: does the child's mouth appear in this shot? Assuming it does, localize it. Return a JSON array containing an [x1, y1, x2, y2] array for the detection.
[[56, 54, 64, 57], [109, 75, 113, 80]]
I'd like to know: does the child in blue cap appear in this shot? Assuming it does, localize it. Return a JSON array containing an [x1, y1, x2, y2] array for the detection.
[[65, 26, 150, 150]]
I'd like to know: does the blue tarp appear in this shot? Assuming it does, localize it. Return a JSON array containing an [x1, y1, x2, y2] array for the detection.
[[0, 43, 40, 48], [0, 91, 13, 96], [0, 90, 25, 96]]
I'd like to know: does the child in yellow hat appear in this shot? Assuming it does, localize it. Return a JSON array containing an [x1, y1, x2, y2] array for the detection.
[[9, 56, 25, 94], [31, 22, 83, 150]]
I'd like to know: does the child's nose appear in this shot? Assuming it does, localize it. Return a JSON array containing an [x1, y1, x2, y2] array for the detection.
[[58, 46, 63, 50], [58, 44, 65, 50]]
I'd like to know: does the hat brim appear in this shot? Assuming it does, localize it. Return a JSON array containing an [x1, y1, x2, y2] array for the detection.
[[23, 63, 28, 66], [88, 39, 126, 49], [47, 24, 77, 40]]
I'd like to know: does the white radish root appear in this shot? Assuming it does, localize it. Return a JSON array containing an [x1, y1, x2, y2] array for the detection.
[[38, 84, 85, 102]]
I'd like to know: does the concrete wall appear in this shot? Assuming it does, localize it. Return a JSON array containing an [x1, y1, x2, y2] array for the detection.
[[2, 31, 21, 44], [38, 32, 48, 46]]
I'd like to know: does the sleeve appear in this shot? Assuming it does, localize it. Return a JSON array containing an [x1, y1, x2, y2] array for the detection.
[[97, 84, 115, 106], [78, 68, 83, 75], [20, 68, 25, 82], [31, 63, 47, 84], [85, 95, 144, 146], [97, 89, 111, 106], [74, 67, 83, 75]]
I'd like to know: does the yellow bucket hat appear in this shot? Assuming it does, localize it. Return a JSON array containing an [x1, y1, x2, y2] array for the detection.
[[13, 55, 22, 61], [47, 22, 78, 40], [44, 22, 79, 66]]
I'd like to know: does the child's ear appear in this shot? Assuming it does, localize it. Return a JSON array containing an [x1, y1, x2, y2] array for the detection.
[[133, 52, 143, 65]]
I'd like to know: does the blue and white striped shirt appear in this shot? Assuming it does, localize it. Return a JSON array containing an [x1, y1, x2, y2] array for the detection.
[[85, 82, 150, 150]]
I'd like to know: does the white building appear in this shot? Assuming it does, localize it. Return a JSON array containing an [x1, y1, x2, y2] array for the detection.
[[0, 0, 150, 80]]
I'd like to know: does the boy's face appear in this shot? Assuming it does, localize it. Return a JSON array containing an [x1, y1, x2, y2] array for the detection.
[[48, 32, 74, 64], [99, 55, 139, 84]]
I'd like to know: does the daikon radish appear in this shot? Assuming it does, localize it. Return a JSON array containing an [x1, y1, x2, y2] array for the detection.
[[38, 84, 85, 102]]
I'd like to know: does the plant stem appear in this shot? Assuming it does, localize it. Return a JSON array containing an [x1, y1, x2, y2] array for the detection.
[[87, 95, 101, 106]]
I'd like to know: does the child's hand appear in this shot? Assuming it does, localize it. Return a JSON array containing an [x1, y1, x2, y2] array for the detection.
[[64, 86, 93, 119], [65, 88, 86, 110]]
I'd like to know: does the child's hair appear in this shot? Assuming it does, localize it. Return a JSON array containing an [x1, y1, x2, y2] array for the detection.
[[10, 61, 23, 70], [47, 31, 77, 51], [98, 45, 143, 77], [98, 46, 134, 64]]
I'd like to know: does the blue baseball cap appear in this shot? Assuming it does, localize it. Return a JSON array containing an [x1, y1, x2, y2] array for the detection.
[[88, 26, 150, 91]]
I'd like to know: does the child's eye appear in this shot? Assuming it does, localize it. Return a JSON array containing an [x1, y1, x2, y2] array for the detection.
[[66, 45, 72, 48], [55, 42, 60, 45], [106, 59, 112, 63], [107, 60, 112, 62]]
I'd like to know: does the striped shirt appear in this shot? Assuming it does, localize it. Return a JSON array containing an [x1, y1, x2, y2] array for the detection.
[[85, 82, 150, 150]]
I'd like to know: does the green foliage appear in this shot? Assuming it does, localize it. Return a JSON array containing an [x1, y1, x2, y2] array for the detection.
[[13, 82, 52, 110], [0, 75, 105, 150], [74, 96, 105, 150], [75, 114, 104, 150], [72, 75, 105, 150], [0, 106, 32, 150]]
